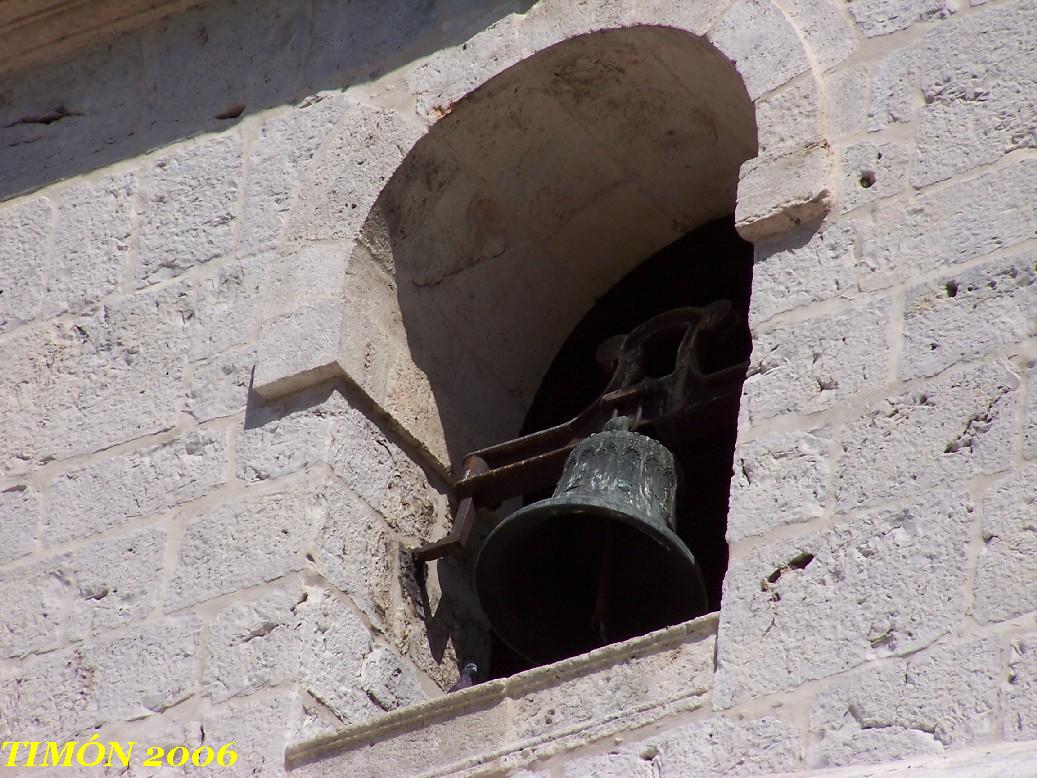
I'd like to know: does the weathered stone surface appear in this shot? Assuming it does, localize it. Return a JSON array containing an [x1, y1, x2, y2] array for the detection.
[[204, 579, 413, 723], [47, 172, 133, 315], [809, 638, 1002, 767], [709, 0, 810, 99], [826, 65, 870, 138], [0, 281, 192, 476], [774, 740, 1037, 777], [203, 691, 301, 778], [913, 2, 1037, 187], [838, 141, 910, 212], [736, 144, 831, 242], [0, 615, 199, 739], [775, 0, 860, 71], [715, 489, 972, 706], [756, 78, 824, 157], [511, 629, 715, 743], [187, 348, 256, 421], [310, 476, 393, 625], [237, 385, 337, 483], [137, 133, 242, 285], [242, 95, 345, 256], [869, 46, 920, 130], [191, 254, 268, 360], [0, 561, 67, 658], [846, 0, 953, 37], [901, 252, 1037, 380], [835, 360, 1018, 510], [866, 159, 1037, 284], [287, 100, 422, 243], [166, 485, 314, 610], [750, 221, 858, 323], [45, 428, 228, 543], [1027, 360, 1037, 460], [0, 195, 49, 333], [562, 716, 800, 777], [253, 299, 345, 398], [973, 469, 1037, 624], [0, 484, 39, 562], [1007, 634, 1037, 741], [742, 298, 891, 423], [327, 401, 448, 541], [62, 527, 166, 641], [728, 428, 830, 541]]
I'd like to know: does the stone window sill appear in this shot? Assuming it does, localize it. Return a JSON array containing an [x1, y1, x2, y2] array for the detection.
[[287, 612, 719, 776]]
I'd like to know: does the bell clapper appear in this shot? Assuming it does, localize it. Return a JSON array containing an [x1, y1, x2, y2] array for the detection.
[[590, 522, 615, 646]]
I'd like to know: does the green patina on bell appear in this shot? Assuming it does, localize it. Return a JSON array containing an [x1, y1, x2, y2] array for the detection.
[[474, 419, 707, 665]]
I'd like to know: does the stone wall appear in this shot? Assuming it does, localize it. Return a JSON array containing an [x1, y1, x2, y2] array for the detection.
[[1, 0, 1036, 775]]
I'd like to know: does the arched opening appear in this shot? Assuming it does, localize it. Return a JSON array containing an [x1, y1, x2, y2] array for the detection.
[[357, 24, 758, 676]]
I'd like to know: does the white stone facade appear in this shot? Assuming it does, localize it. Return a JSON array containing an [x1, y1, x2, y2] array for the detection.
[[1, 0, 1036, 775]]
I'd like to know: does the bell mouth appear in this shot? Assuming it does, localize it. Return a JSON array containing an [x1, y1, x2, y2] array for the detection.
[[474, 498, 708, 665]]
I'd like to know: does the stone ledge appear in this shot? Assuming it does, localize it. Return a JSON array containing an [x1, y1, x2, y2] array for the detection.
[[286, 612, 719, 776]]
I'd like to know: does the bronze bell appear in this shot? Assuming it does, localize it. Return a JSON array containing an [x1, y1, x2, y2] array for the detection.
[[474, 420, 707, 665]]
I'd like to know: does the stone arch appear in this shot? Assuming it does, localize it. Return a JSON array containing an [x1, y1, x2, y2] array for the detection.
[[254, 0, 835, 469]]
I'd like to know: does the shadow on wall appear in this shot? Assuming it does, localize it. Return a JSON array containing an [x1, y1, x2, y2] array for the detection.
[[360, 25, 759, 467], [0, 0, 535, 201]]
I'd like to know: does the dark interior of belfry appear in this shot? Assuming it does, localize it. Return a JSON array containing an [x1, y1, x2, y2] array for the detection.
[[486, 215, 754, 678]]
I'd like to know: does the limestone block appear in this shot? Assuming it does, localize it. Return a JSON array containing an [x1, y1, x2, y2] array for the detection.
[[563, 751, 655, 778], [568, 716, 800, 777], [866, 159, 1037, 284], [750, 221, 858, 323], [236, 386, 337, 484], [837, 140, 910, 213], [846, 0, 953, 37], [774, 0, 860, 71], [287, 100, 422, 243], [191, 254, 269, 360], [61, 527, 166, 641], [510, 630, 715, 742], [90, 615, 200, 723], [166, 486, 314, 610], [709, 0, 811, 99], [253, 300, 345, 399], [45, 428, 228, 543], [206, 584, 308, 702], [741, 297, 892, 424], [825, 64, 871, 138], [835, 360, 1019, 511], [310, 476, 393, 625], [0, 281, 192, 476], [736, 145, 832, 242], [203, 692, 301, 778], [137, 134, 242, 285], [728, 428, 831, 541], [407, 15, 525, 121], [913, 2, 1037, 187], [187, 348, 256, 422], [242, 95, 345, 256], [0, 615, 200, 739], [809, 638, 1002, 767], [0, 485, 38, 562], [0, 562, 66, 658], [869, 46, 920, 130], [1007, 634, 1037, 741], [359, 645, 431, 713], [327, 401, 449, 540], [0, 195, 49, 333], [715, 489, 972, 706], [264, 243, 348, 314], [973, 469, 1037, 624], [1027, 360, 1037, 460], [901, 252, 1037, 380], [621, 0, 730, 34], [756, 78, 824, 158], [47, 172, 133, 315]]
